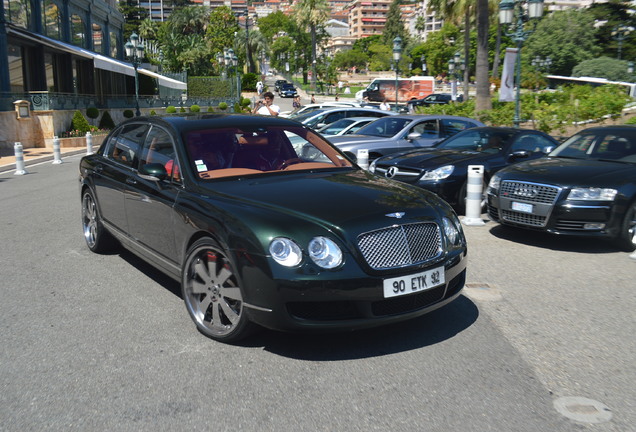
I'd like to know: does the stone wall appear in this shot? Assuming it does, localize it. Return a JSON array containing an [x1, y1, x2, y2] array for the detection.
[[0, 108, 165, 150]]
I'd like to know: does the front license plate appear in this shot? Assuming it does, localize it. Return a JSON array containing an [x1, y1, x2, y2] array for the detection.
[[511, 201, 533, 214], [383, 266, 445, 298]]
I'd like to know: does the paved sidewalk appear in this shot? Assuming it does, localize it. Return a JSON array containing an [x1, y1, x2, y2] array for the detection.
[[0, 146, 87, 173]]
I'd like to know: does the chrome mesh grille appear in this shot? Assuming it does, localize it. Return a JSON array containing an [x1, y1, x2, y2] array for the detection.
[[500, 181, 560, 204], [357, 222, 442, 270], [500, 210, 546, 227]]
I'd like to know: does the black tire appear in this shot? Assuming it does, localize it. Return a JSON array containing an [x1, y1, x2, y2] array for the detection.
[[614, 201, 636, 251], [181, 238, 254, 342], [81, 189, 117, 253]]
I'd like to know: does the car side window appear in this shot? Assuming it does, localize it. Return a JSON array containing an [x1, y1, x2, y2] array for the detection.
[[108, 123, 148, 168], [440, 119, 472, 138], [140, 126, 182, 185], [413, 120, 438, 136], [511, 134, 550, 153]]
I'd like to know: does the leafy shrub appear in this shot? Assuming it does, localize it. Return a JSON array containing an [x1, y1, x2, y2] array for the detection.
[[625, 116, 636, 124], [70, 110, 91, 134], [98, 111, 116, 130], [207, 106, 214, 112], [150, 110, 157, 116], [180, 107, 186, 113], [218, 102, 228, 110], [86, 107, 99, 122], [166, 105, 177, 114], [241, 97, 251, 108], [242, 73, 258, 91], [190, 104, 200, 112], [123, 109, 134, 118]]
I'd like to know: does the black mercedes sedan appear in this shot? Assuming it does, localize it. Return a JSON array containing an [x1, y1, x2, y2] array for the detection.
[[369, 127, 558, 212], [487, 126, 636, 251], [79, 114, 467, 342]]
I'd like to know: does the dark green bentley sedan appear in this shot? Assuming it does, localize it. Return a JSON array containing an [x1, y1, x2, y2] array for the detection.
[[79, 114, 467, 342]]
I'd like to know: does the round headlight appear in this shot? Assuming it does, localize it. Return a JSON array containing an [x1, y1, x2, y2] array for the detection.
[[269, 237, 302, 267], [308, 237, 343, 269]]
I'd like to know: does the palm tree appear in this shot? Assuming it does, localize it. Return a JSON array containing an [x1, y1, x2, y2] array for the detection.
[[475, 0, 492, 112], [428, 0, 473, 101], [293, 0, 331, 92]]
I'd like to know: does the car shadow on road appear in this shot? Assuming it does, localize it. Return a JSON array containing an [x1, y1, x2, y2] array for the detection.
[[488, 225, 619, 254], [118, 249, 479, 359], [119, 249, 183, 298], [246, 295, 479, 360]]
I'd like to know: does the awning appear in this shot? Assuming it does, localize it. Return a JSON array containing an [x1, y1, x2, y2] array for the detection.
[[8, 27, 187, 90]]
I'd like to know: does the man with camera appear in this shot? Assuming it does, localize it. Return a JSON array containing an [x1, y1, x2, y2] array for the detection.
[[252, 92, 280, 116]]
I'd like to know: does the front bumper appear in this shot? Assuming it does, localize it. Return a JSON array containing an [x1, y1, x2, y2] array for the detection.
[[487, 191, 622, 239], [241, 249, 467, 332]]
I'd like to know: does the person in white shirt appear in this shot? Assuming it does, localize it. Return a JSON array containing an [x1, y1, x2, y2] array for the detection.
[[379, 99, 391, 111], [252, 92, 280, 116]]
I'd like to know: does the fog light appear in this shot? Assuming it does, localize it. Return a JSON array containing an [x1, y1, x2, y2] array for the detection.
[[583, 223, 605, 230]]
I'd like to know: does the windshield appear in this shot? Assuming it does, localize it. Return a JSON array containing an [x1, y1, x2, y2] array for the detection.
[[355, 117, 411, 137], [437, 129, 513, 151], [318, 118, 356, 135], [549, 130, 636, 162], [183, 125, 354, 180], [292, 108, 329, 123]]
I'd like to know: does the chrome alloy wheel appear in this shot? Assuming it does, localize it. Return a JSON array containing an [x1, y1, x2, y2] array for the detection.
[[82, 192, 99, 249], [182, 239, 250, 341]]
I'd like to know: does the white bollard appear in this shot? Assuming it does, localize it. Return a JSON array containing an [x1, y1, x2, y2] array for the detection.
[[13, 142, 27, 175], [462, 165, 486, 226], [357, 149, 369, 170], [86, 132, 93, 155], [52, 136, 62, 164]]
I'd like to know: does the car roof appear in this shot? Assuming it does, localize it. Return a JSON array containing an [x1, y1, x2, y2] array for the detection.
[[121, 114, 306, 133], [373, 114, 481, 122]]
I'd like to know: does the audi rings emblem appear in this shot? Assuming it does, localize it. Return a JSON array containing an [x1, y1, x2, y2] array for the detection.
[[385, 166, 398, 178], [513, 187, 538, 198]]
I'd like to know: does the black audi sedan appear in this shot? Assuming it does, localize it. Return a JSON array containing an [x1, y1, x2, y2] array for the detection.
[[79, 114, 467, 342], [487, 126, 636, 251], [369, 127, 558, 212]]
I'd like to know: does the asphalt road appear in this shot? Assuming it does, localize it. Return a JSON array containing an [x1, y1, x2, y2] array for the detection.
[[1, 155, 634, 431]]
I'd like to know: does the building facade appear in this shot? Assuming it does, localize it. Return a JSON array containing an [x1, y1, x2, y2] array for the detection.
[[0, 0, 186, 149]]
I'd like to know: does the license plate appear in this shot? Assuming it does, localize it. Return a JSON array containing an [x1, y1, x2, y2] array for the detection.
[[383, 266, 445, 298], [511, 201, 533, 214]]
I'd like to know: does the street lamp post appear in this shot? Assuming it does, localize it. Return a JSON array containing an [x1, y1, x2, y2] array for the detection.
[[125, 32, 145, 117], [612, 25, 633, 60], [236, 9, 251, 73], [531, 55, 552, 73], [392, 36, 402, 112], [499, 0, 545, 127], [448, 51, 463, 101]]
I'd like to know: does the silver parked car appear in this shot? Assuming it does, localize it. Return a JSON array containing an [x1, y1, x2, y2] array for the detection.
[[292, 107, 396, 130], [328, 115, 485, 162], [317, 117, 380, 137]]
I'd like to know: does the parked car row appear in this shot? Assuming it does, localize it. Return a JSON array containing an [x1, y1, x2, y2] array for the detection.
[[292, 106, 636, 252]]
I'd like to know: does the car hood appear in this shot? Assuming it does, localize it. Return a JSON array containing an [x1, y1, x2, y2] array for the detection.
[[206, 169, 447, 238], [497, 157, 635, 186], [377, 148, 487, 168]]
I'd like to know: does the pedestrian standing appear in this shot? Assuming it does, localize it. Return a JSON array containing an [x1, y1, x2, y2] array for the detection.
[[252, 92, 280, 116]]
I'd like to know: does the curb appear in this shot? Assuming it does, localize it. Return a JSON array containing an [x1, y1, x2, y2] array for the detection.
[[0, 149, 87, 174]]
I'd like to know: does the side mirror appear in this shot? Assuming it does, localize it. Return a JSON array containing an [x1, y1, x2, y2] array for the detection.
[[316, 123, 327, 129], [543, 145, 555, 154], [406, 132, 422, 141], [139, 163, 168, 181], [508, 150, 531, 161]]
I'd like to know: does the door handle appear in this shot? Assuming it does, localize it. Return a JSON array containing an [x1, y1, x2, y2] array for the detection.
[[126, 177, 137, 185]]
